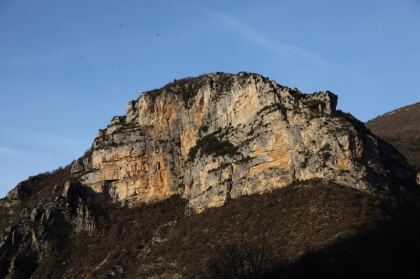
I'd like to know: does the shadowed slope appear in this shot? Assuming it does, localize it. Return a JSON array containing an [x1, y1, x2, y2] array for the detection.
[[366, 102, 420, 170]]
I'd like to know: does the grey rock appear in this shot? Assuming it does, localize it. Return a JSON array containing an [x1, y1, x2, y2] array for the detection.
[[62, 181, 71, 197], [68, 72, 417, 213], [30, 208, 39, 221], [20, 208, 28, 217]]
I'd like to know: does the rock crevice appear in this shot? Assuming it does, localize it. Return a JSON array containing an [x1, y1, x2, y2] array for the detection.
[[70, 72, 417, 213]]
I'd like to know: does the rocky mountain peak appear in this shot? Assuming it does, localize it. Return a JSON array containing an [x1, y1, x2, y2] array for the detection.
[[68, 71, 417, 213], [1, 72, 419, 278]]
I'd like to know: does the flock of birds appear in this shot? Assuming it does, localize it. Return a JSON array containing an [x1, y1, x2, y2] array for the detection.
[[67, 24, 178, 74]]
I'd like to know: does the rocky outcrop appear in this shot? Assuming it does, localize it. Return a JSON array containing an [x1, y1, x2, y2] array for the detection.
[[0, 182, 95, 278], [71, 72, 418, 213]]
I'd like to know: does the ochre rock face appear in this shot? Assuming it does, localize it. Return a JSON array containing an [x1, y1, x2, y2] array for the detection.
[[71, 72, 417, 213]]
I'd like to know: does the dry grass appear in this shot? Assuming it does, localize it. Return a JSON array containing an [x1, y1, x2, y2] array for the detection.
[[366, 102, 420, 170]]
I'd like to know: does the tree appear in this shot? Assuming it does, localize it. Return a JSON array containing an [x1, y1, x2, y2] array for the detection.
[[206, 241, 283, 279]]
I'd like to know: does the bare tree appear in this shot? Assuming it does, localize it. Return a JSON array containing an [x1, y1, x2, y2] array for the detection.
[[206, 241, 283, 279]]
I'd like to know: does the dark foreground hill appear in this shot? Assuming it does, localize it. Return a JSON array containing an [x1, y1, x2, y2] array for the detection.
[[1, 167, 420, 279], [366, 102, 420, 171]]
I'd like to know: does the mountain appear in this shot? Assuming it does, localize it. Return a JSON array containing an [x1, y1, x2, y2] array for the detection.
[[0, 72, 419, 279], [365, 102, 420, 171], [71, 72, 416, 213]]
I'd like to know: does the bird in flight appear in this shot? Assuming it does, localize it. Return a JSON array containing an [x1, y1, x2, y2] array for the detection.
[[157, 33, 159, 36], [80, 56, 83, 58], [119, 24, 122, 26]]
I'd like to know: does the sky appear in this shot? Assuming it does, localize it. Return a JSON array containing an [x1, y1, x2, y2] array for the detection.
[[1, 0, 419, 198]]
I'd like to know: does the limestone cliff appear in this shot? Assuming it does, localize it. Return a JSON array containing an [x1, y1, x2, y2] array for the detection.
[[71, 72, 417, 213]]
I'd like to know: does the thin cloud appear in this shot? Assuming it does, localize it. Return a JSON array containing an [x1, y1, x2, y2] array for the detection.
[[7, 129, 89, 152], [214, 13, 377, 90], [0, 146, 17, 156], [0, 145, 52, 163], [215, 14, 337, 72]]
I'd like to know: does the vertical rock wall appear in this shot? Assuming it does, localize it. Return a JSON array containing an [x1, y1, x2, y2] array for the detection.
[[71, 72, 417, 213]]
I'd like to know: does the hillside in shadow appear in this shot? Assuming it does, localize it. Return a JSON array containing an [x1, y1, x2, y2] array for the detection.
[[366, 102, 420, 171], [3, 171, 416, 279]]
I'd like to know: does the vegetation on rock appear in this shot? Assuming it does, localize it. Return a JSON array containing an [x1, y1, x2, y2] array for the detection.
[[3, 174, 420, 278], [188, 129, 239, 161]]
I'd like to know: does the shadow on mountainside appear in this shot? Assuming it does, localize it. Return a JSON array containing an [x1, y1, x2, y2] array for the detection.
[[366, 102, 420, 171], [204, 186, 420, 279], [2, 170, 420, 279]]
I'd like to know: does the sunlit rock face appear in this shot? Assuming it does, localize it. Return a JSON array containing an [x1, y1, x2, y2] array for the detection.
[[71, 72, 417, 213]]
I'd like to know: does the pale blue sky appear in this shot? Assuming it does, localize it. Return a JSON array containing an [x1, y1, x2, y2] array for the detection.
[[1, 0, 419, 197]]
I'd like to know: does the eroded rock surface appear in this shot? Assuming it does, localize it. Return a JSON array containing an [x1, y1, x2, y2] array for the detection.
[[71, 72, 417, 213], [0, 182, 95, 279]]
